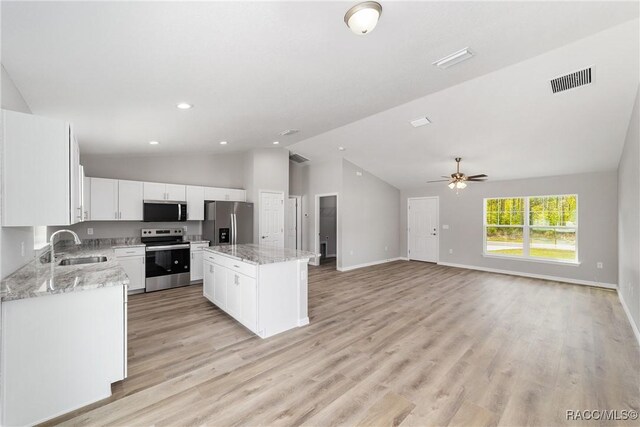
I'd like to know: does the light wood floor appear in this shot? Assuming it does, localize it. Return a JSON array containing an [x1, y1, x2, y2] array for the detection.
[[46, 261, 639, 426]]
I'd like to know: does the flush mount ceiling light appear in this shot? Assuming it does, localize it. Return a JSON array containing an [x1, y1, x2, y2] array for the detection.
[[410, 117, 431, 127], [219, 141, 228, 145], [344, 1, 382, 35], [338, 146, 346, 151], [176, 103, 193, 110], [149, 140, 159, 145], [272, 141, 280, 145], [432, 48, 474, 69]]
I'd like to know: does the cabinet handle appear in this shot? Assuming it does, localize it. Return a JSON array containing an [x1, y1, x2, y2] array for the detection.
[[115, 212, 118, 219], [142, 257, 145, 265], [191, 253, 194, 259]]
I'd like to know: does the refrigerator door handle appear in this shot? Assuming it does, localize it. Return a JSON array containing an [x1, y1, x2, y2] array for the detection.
[[232, 214, 237, 245]]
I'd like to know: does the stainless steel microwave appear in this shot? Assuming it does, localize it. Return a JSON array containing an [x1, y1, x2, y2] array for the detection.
[[143, 201, 187, 222]]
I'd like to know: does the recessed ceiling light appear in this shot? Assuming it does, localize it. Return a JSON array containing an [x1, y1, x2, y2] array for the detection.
[[272, 141, 280, 145], [338, 146, 346, 151], [344, 1, 382, 35], [433, 48, 474, 69], [149, 140, 159, 145], [410, 117, 431, 127], [176, 103, 193, 110], [219, 141, 228, 145]]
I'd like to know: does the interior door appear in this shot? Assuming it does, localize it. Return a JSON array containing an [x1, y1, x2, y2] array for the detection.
[[259, 191, 284, 247], [118, 180, 143, 220], [285, 198, 298, 249], [408, 198, 439, 263]]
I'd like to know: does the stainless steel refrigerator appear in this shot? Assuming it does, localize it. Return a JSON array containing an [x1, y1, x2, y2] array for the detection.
[[202, 201, 254, 245]]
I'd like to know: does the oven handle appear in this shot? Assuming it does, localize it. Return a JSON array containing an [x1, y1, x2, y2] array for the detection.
[[146, 244, 190, 252]]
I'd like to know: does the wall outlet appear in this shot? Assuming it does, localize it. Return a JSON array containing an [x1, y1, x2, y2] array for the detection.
[[442, 224, 449, 230], [21, 242, 25, 257], [183, 226, 188, 233], [449, 249, 453, 254], [87, 228, 94, 235], [596, 262, 603, 269]]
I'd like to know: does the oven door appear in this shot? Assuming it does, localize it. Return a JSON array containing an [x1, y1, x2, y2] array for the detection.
[[145, 245, 191, 292]]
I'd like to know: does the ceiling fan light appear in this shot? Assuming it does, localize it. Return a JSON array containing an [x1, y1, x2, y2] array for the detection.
[[448, 182, 456, 189], [344, 2, 382, 35], [456, 181, 467, 189]]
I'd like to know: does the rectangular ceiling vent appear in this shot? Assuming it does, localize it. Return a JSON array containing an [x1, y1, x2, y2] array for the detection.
[[289, 153, 309, 163], [550, 67, 593, 94]]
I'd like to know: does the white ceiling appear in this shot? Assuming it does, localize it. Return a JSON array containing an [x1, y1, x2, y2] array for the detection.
[[2, 1, 638, 164], [290, 18, 640, 188]]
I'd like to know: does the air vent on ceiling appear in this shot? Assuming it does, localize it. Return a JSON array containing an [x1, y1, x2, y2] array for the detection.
[[289, 153, 309, 163], [279, 129, 299, 136], [550, 67, 593, 94]]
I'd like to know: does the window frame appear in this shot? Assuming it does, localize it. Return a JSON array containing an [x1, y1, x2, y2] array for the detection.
[[483, 194, 580, 265]]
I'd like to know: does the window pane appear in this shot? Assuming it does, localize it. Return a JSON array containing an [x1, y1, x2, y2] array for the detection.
[[529, 228, 577, 260], [529, 195, 577, 227], [485, 198, 525, 226], [486, 226, 524, 256]]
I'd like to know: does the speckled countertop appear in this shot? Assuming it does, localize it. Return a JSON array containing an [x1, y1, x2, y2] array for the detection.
[[205, 244, 318, 265], [0, 244, 132, 302]]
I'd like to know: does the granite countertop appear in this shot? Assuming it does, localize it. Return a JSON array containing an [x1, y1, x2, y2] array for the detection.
[[0, 244, 130, 302], [206, 244, 318, 265]]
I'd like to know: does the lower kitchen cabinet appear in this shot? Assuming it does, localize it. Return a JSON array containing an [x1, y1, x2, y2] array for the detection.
[[190, 242, 209, 282], [115, 247, 145, 292], [203, 249, 309, 338]]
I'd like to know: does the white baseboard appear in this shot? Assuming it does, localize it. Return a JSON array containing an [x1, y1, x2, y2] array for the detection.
[[338, 257, 406, 272], [298, 317, 310, 327], [618, 289, 640, 346], [437, 261, 617, 290]]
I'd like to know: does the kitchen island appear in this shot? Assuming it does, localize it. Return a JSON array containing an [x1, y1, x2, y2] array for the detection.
[[0, 244, 129, 426], [203, 244, 317, 338]]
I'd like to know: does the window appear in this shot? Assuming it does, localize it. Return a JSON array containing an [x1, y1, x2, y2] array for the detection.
[[484, 195, 578, 263]]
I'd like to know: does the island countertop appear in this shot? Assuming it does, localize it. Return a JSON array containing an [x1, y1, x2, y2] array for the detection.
[[205, 244, 318, 265], [0, 244, 131, 302]]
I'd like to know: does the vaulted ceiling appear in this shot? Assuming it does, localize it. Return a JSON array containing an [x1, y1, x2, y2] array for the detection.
[[2, 1, 638, 188]]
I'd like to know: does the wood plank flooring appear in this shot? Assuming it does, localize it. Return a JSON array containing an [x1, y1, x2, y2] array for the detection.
[[44, 261, 639, 426]]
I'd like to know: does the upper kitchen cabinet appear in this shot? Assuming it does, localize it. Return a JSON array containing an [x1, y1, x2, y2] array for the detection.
[[90, 178, 119, 221], [2, 110, 82, 226], [143, 182, 186, 201], [204, 187, 246, 202], [118, 180, 143, 220], [186, 186, 205, 221]]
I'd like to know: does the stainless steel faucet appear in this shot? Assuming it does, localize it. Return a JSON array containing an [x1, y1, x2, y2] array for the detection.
[[48, 229, 82, 263]]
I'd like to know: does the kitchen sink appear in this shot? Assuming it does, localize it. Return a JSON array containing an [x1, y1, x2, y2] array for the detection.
[[59, 256, 108, 266]]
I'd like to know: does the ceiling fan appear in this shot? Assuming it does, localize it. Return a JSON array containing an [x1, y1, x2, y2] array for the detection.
[[427, 157, 488, 190]]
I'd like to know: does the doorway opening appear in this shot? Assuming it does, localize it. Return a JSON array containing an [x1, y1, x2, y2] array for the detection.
[[316, 194, 338, 269], [407, 196, 439, 263]]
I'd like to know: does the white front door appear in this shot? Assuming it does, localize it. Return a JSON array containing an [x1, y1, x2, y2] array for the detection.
[[408, 197, 439, 262], [259, 191, 284, 247], [285, 197, 298, 249]]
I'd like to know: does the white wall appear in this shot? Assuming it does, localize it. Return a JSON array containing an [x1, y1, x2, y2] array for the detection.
[[81, 152, 245, 188], [341, 159, 401, 269], [244, 148, 289, 243], [400, 171, 619, 286], [1, 64, 35, 279], [319, 196, 337, 256], [618, 87, 639, 336], [48, 221, 202, 241]]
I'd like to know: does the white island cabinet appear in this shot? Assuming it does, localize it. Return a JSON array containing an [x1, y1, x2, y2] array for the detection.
[[203, 244, 316, 338]]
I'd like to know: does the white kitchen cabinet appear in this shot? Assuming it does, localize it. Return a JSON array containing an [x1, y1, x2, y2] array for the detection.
[[115, 247, 145, 292], [118, 180, 143, 220], [203, 248, 310, 338], [81, 167, 91, 221], [2, 110, 81, 226], [186, 186, 205, 221], [166, 184, 186, 201], [203, 260, 215, 301], [204, 187, 246, 202], [144, 182, 186, 201], [190, 242, 208, 282], [90, 178, 119, 221], [70, 135, 82, 224]]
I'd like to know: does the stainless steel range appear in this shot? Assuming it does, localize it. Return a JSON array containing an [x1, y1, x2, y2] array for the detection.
[[142, 228, 190, 292]]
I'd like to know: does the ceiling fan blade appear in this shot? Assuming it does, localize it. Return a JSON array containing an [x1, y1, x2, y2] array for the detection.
[[441, 175, 451, 178], [467, 178, 488, 182], [466, 174, 488, 179], [427, 179, 450, 183]]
